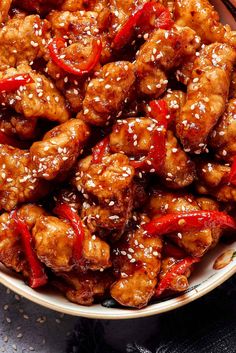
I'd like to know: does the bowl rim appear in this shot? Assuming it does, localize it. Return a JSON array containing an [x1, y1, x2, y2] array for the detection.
[[0, 261, 235, 319]]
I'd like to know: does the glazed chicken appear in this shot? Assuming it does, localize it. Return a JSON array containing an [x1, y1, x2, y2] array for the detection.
[[0, 0, 236, 309]]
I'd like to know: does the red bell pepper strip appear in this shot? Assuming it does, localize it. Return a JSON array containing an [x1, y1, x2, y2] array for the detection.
[[54, 203, 85, 262], [130, 99, 168, 171], [226, 156, 236, 186], [156, 257, 200, 296], [113, 2, 173, 50], [0, 131, 29, 149], [0, 74, 34, 92], [48, 37, 102, 76], [12, 211, 48, 289], [163, 242, 187, 259], [144, 211, 236, 236], [92, 136, 110, 164]]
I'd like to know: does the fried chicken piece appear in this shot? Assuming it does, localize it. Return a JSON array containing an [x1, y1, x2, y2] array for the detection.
[[0, 204, 47, 278], [195, 160, 236, 202], [59, 0, 84, 11], [110, 118, 195, 188], [176, 43, 236, 153], [74, 153, 135, 238], [0, 110, 38, 140], [33, 215, 111, 272], [54, 270, 112, 305], [111, 214, 162, 308], [30, 119, 90, 181], [0, 14, 51, 70], [78, 61, 135, 126], [162, 90, 186, 125], [229, 70, 236, 99], [0, 64, 70, 123], [209, 99, 236, 162], [0, 145, 50, 211], [175, 0, 236, 47], [135, 25, 200, 98], [148, 190, 221, 257], [0, 0, 12, 23]]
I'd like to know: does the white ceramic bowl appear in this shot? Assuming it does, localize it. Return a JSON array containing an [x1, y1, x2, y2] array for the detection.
[[0, 1, 236, 319]]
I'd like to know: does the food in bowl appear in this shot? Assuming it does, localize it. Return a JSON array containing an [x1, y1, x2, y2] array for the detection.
[[0, 0, 236, 309]]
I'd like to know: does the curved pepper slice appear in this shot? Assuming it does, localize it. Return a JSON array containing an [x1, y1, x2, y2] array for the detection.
[[156, 257, 200, 296], [12, 211, 48, 289], [54, 203, 85, 262], [113, 2, 173, 50], [0, 74, 34, 92], [130, 99, 168, 171], [144, 211, 236, 236], [92, 136, 110, 164], [48, 37, 102, 76]]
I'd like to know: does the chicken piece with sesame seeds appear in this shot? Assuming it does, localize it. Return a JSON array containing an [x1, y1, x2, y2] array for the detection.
[[0, 0, 12, 23], [73, 153, 135, 238], [0, 14, 51, 71], [209, 99, 236, 162], [195, 159, 236, 202], [135, 25, 200, 98], [0, 145, 50, 211], [111, 214, 162, 308], [148, 190, 222, 257], [30, 119, 90, 181], [110, 118, 195, 189], [0, 204, 47, 279], [176, 43, 236, 153], [0, 63, 70, 123], [0, 109, 38, 141], [78, 61, 135, 126], [175, 0, 236, 47], [53, 270, 113, 305], [32, 215, 111, 272], [162, 90, 186, 125]]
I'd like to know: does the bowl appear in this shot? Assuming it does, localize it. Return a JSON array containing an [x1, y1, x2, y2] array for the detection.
[[0, 0, 236, 319]]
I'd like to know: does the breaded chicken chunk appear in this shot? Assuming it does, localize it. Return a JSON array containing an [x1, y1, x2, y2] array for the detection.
[[176, 43, 236, 152], [30, 119, 90, 181]]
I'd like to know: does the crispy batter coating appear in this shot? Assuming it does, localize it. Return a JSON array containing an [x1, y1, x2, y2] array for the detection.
[[110, 118, 195, 188], [30, 119, 90, 181], [195, 160, 236, 202], [0, 204, 46, 278], [78, 61, 135, 126], [148, 190, 221, 256], [74, 153, 135, 238], [54, 270, 112, 305], [0, 64, 70, 123], [0, 110, 38, 140], [33, 215, 111, 272], [135, 25, 200, 98], [0, 145, 50, 211], [0, 14, 51, 70], [111, 215, 162, 308], [175, 0, 236, 47], [209, 99, 236, 162], [0, 0, 12, 23], [176, 43, 236, 153]]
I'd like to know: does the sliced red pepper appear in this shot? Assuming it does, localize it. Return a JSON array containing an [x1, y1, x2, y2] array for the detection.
[[0, 131, 29, 149], [0, 74, 34, 92], [113, 2, 173, 50], [163, 242, 187, 259], [12, 211, 48, 289], [54, 203, 85, 262], [226, 156, 236, 186], [144, 211, 236, 236], [92, 136, 110, 164], [130, 99, 168, 171], [48, 37, 102, 76], [156, 257, 200, 296]]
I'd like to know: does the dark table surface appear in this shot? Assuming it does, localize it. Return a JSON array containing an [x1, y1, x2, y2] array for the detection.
[[0, 275, 236, 353]]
